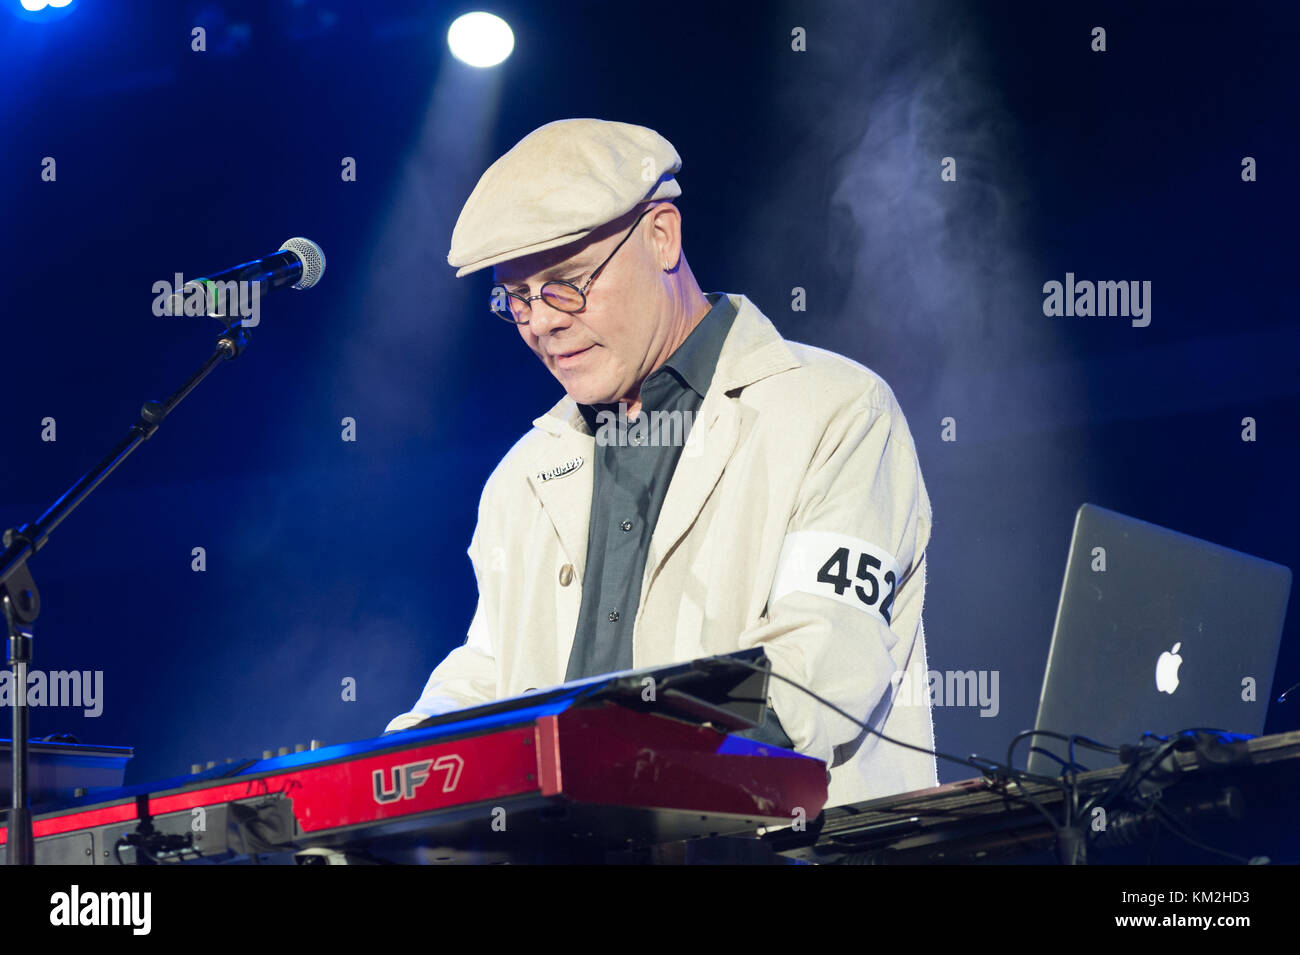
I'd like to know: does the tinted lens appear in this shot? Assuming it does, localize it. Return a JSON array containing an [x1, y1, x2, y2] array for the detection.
[[541, 282, 584, 311], [490, 286, 528, 322]]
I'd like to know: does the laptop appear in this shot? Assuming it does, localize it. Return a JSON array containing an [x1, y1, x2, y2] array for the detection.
[[1027, 503, 1292, 776]]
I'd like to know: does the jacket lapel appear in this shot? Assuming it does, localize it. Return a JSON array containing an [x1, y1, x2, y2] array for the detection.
[[525, 398, 595, 578], [522, 295, 801, 596], [643, 392, 742, 587], [642, 295, 802, 598]]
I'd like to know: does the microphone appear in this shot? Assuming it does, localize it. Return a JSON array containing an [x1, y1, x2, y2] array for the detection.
[[164, 237, 326, 320]]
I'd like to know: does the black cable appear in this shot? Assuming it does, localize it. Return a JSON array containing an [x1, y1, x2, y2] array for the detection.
[[1069, 733, 1118, 772], [713, 656, 1071, 833], [1075, 734, 1190, 859], [1009, 732, 1120, 838], [1122, 731, 1220, 794], [1080, 736, 1180, 820], [717, 656, 1050, 782], [999, 773, 1066, 834], [1026, 745, 1089, 773], [698, 660, 1253, 862], [1007, 729, 1119, 774]]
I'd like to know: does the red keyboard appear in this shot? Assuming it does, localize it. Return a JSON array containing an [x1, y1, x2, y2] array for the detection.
[[1, 696, 826, 864]]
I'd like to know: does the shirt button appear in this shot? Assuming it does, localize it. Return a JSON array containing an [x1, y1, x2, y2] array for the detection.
[[558, 564, 574, 587], [620, 520, 633, 532], [608, 610, 620, 622]]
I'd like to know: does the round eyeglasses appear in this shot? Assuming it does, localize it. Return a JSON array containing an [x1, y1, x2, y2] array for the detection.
[[489, 205, 653, 324]]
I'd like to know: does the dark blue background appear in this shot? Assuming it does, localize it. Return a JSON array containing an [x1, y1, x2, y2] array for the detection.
[[1, 0, 1296, 788]]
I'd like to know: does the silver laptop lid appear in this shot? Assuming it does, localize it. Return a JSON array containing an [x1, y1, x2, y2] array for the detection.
[[1027, 503, 1291, 776]]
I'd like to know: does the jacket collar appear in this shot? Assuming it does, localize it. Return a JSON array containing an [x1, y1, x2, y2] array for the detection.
[[530, 293, 801, 437], [521, 294, 800, 581]]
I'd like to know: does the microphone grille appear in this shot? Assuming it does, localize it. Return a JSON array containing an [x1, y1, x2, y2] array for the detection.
[[280, 237, 326, 289]]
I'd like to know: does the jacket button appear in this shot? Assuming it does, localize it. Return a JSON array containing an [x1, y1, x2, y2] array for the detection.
[[558, 564, 574, 586]]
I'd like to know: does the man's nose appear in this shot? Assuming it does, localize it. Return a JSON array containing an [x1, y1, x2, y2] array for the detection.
[[526, 302, 571, 337]]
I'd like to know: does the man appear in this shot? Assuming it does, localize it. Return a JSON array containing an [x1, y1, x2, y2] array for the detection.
[[386, 118, 937, 806]]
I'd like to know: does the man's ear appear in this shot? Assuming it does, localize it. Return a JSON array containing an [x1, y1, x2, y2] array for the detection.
[[648, 202, 683, 271]]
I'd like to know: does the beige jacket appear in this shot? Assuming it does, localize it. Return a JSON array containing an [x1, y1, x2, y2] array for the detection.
[[386, 293, 937, 807]]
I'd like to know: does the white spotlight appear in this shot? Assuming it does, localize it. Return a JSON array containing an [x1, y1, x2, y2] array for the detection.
[[447, 12, 514, 68]]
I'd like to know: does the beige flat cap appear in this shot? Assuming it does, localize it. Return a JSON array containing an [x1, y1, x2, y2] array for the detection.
[[448, 118, 682, 278]]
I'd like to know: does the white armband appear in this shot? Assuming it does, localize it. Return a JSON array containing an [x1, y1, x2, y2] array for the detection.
[[770, 530, 901, 625]]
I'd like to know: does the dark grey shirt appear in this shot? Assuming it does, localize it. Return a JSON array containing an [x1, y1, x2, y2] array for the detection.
[[565, 292, 793, 750], [566, 292, 737, 681]]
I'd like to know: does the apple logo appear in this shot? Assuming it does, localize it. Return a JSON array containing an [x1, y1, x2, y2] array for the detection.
[[1155, 642, 1183, 694]]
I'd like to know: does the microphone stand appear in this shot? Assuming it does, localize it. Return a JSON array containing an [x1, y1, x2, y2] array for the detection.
[[1, 320, 254, 864]]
